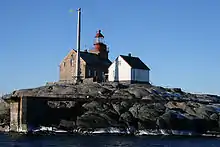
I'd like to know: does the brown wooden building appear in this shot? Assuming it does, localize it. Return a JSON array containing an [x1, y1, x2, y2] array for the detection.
[[59, 30, 111, 83]]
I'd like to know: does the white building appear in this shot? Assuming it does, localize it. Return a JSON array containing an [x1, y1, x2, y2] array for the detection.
[[108, 54, 150, 84]]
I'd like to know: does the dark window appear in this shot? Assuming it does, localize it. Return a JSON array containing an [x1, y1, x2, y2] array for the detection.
[[88, 69, 91, 76], [118, 61, 121, 65], [70, 59, 73, 66]]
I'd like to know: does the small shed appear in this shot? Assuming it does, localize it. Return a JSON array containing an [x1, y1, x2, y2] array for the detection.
[[108, 54, 150, 84]]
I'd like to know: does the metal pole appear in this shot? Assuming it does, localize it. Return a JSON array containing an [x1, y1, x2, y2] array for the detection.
[[75, 8, 81, 83]]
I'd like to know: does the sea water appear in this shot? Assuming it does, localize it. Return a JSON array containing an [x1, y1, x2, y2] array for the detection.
[[0, 133, 220, 147]]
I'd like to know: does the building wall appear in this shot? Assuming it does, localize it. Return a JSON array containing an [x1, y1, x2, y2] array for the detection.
[[108, 59, 116, 82], [131, 69, 149, 83], [10, 97, 27, 132], [87, 64, 109, 82], [10, 101, 19, 132], [60, 49, 111, 83], [59, 50, 86, 81], [108, 56, 131, 82]]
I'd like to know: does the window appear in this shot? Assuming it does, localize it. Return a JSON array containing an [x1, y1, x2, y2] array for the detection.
[[70, 59, 74, 66], [94, 70, 97, 76], [118, 61, 121, 66], [63, 62, 66, 67], [116, 60, 121, 66], [70, 59, 72, 66], [88, 69, 91, 76], [71, 54, 74, 59], [102, 72, 105, 82], [70, 54, 74, 66]]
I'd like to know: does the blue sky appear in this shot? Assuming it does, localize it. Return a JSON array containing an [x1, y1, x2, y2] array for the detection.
[[0, 0, 220, 95]]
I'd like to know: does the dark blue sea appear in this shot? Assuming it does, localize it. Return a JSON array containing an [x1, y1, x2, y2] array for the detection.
[[1, 133, 220, 147]]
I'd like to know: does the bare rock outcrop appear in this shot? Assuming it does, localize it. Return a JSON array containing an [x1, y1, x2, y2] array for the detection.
[[2, 82, 220, 135]]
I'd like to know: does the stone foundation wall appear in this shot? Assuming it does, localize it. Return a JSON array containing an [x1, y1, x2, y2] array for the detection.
[[9, 97, 27, 132], [10, 101, 19, 132]]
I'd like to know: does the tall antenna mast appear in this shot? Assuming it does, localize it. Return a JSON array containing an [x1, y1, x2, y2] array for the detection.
[[75, 8, 81, 83]]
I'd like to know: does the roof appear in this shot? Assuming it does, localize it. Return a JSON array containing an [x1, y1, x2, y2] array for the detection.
[[120, 55, 150, 70], [80, 51, 111, 67], [95, 30, 104, 38]]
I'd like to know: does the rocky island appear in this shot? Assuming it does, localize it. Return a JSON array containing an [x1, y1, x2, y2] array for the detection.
[[0, 82, 220, 137]]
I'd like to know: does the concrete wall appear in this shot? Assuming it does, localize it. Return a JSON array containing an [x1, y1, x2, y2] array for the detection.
[[108, 56, 131, 82], [131, 68, 149, 83], [10, 101, 19, 132], [10, 97, 27, 132]]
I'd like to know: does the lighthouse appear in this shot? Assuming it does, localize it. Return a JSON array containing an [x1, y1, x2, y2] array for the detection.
[[59, 10, 111, 83], [89, 30, 109, 60]]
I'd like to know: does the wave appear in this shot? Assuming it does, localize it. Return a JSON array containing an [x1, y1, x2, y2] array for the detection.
[[24, 126, 220, 138]]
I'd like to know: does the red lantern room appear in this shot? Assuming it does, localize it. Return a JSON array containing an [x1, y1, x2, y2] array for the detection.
[[89, 29, 109, 59], [94, 30, 104, 44], [93, 30, 107, 52]]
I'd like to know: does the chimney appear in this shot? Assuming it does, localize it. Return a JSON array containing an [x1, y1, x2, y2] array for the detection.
[[128, 53, 132, 57]]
